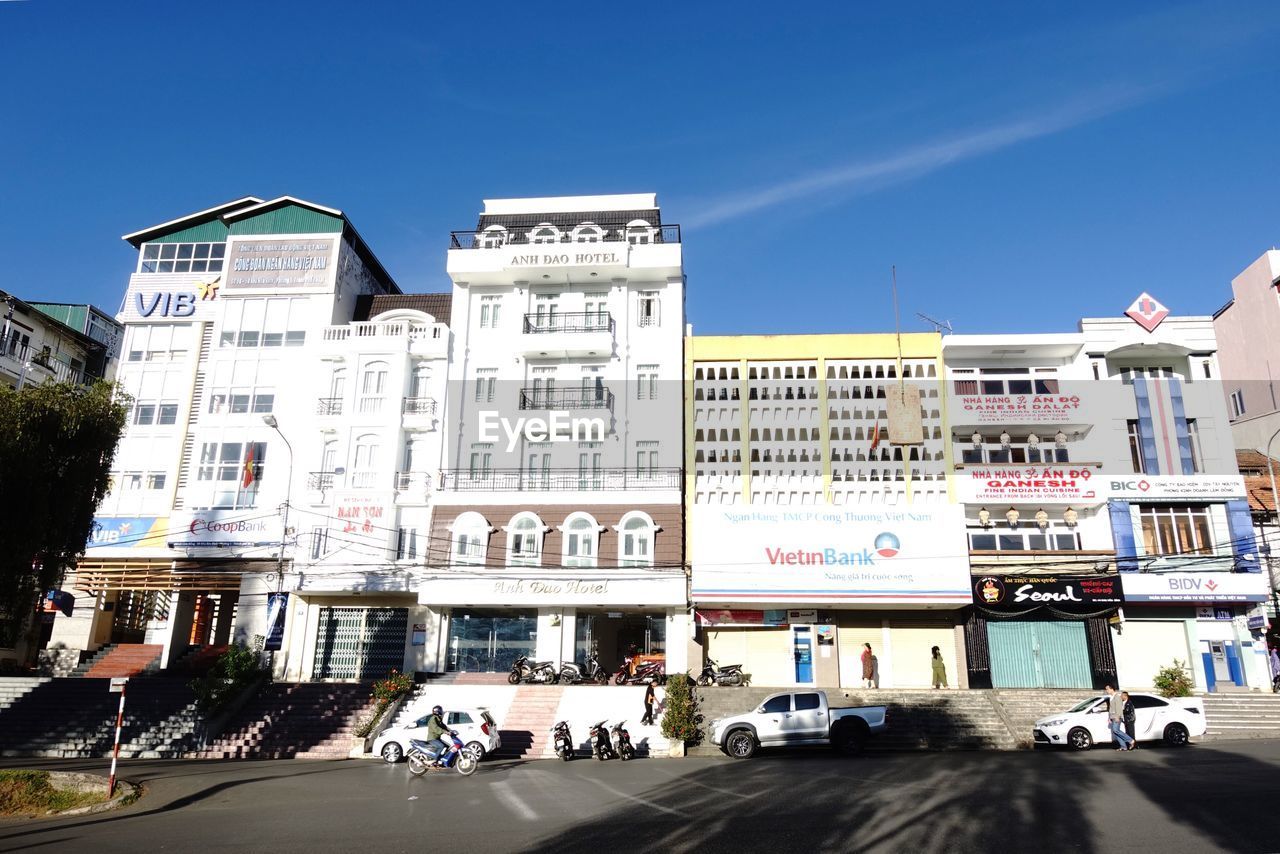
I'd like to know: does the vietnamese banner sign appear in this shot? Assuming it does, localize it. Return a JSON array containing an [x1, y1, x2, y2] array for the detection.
[[956, 465, 1103, 504], [691, 506, 970, 605], [973, 573, 1122, 615]]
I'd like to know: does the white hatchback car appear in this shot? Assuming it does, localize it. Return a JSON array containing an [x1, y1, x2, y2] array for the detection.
[[1033, 693, 1206, 750], [374, 707, 501, 763]]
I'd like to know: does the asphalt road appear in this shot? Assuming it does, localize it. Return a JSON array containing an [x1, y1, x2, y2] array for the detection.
[[3, 740, 1280, 854]]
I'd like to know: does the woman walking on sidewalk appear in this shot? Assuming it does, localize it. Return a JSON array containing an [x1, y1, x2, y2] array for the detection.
[[861, 644, 875, 689]]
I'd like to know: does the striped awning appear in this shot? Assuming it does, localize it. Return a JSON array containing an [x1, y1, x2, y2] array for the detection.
[[68, 559, 252, 593]]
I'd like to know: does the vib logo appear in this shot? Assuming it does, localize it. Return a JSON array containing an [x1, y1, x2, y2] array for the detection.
[[873, 532, 900, 558]]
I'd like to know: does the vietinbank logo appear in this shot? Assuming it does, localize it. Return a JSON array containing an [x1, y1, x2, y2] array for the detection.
[[766, 532, 901, 567]]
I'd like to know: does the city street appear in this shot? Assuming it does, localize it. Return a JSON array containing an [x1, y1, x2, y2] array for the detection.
[[3, 740, 1280, 854]]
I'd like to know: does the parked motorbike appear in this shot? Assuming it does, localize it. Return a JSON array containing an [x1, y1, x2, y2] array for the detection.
[[611, 720, 635, 760], [508, 655, 558, 684], [614, 655, 665, 685], [589, 720, 615, 760], [406, 730, 478, 777], [551, 720, 575, 760], [559, 654, 609, 685], [697, 657, 746, 687]]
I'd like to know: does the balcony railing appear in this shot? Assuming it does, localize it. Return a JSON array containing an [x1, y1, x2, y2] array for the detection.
[[450, 224, 681, 249], [316, 397, 343, 416], [439, 467, 681, 491], [519, 387, 614, 411], [307, 471, 335, 491], [402, 397, 437, 416], [321, 320, 445, 342], [522, 312, 614, 335], [394, 471, 432, 491]]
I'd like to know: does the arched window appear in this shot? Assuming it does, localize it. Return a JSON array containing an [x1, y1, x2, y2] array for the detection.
[[505, 512, 547, 566], [478, 225, 508, 249], [322, 368, 346, 416], [623, 219, 656, 245], [616, 511, 658, 567], [359, 360, 389, 414], [560, 512, 602, 568], [319, 439, 339, 489], [570, 222, 604, 243], [352, 433, 380, 488], [451, 511, 492, 566], [528, 223, 560, 245]]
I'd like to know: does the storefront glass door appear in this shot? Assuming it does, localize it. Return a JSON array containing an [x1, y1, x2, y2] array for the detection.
[[574, 611, 666, 673], [447, 609, 537, 673], [793, 626, 814, 684]]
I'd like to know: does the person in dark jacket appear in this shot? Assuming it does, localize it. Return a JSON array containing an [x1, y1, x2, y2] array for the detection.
[[641, 680, 656, 725], [1121, 691, 1137, 746]]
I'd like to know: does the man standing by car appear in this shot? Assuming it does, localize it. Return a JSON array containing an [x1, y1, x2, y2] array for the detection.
[[1104, 685, 1134, 751]]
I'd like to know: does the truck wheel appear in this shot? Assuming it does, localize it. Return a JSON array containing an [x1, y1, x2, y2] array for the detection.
[[724, 729, 756, 760], [833, 723, 868, 756]]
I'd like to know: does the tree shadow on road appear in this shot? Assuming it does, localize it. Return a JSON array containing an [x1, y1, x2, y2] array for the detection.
[[526, 748, 1104, 854]]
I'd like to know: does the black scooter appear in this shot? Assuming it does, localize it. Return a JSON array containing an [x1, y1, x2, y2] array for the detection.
[[614, 656, 665, 685], [509, 655, 558, 684], [611, 720, 635, 760], [697, 657, 746, 687], [590, 720, 615, 760], [551, 720, 575, 760]]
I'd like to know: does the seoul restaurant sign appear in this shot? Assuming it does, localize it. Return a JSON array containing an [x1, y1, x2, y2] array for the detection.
[[973, 573, 1123, 615]]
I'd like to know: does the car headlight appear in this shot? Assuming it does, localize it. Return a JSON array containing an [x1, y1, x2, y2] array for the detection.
[[1040, 719, 1067, 728]]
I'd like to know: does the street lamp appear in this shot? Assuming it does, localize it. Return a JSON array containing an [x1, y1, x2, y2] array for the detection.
[[262, 414, 294, 593]]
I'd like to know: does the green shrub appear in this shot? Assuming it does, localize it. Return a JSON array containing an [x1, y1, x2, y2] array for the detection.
[[0, 770, 106, 815], [1153, 659, 1195, 698], [355, 670, 416, 738], [189, 642, 265, 713], [660, 675, 702, 745]]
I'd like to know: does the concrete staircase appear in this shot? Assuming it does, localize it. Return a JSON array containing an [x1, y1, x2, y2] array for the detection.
[[0, 677, 203, 759], [197, 682, 374, 760], [493, 685, 564, 759], [0, 677, 50, 711], [167, 644, 229, 676], [81, 644, 164, 678], [993, 689, 1093, 746], [1201, 693, 1280, 740]]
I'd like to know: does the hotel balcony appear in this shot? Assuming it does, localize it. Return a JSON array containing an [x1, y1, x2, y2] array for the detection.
[[318, 318, 448, 359], [518, 387, 614, 412], [519, 311, 615, 359], [438, 467, 681, 492]]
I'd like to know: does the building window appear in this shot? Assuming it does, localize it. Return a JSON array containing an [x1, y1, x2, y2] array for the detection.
[[219, 297, 306, 349], [133, 403, 156, 425], [635, 440, 660, 477], [146, 473, 167, 490], [474, 368, 497, 404], [618, 511, 657, 567], [359, 361, 389, 414], [479, 295, 503, 329], [122, 472, 143, 491], [638, 292, 660, 327], [395, 528, 419, 561], [506, 512, 545, 566], [1229, 389, 1246, 418], [310, 527, 330, 559], [478, 225, 507, 249], [578, 442, 602, 489], [967, 527, 1080, 552], [194, 441, 265, 509], [139, 242, 225, 274], [351, 434, 380, 489], [570, 223, 604, 243], [1139, 505, 1213, 556], [561, 512, 601, 568], [1186, 419, 1203, 474], [635, 364, 658, 400], [529, 223, 560, 245], [468, 443, 493, 479], [451, 511, 491, 565], [1121, 366, 1175, 384], [624, 219, 655, 245], [1127, 420, 1147, 474]]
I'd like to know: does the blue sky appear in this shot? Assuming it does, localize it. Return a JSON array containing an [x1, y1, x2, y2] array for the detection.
[[1, 1, 1278, 335]]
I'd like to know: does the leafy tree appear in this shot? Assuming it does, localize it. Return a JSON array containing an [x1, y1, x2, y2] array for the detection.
[[660, 675, 702, 745], [1153, 659, 1196, 698], [0, 381, 128, 659]]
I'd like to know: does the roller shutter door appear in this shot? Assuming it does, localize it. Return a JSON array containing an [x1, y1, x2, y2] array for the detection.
[[838, 623, 883, 688], [888, 622, 958, 688], [1115, 620, 1190, 689], [706, 627, 793, 687]]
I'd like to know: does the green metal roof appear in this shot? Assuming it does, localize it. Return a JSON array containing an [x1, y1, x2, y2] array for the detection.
[[147, 220, 230, 244], [227, 206, 343, 236]]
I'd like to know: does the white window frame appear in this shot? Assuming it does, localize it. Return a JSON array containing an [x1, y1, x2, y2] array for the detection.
[[528, 223, 560, 245], [479, 295, 503, 329], [1229, 389, 1246, 418], [504, 511, 547, 567], [359, 360, 389, 414], [623, 219, 656, 245], [570, 222, 604, 243], [352, 433, 381, 489], [474, 368, 497, 404], [635, 364, 658, 400], [450, 511, 493, 566], [638, 291, 660, 327], [478, 225, 508, 249], [616, 511, 659, 568], [560, 512, 603, 568]]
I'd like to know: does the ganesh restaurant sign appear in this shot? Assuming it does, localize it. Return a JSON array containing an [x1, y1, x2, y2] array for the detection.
[[956, 465, 1104, 504]]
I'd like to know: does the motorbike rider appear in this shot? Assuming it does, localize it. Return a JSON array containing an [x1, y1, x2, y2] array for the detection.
[[424, 705, 449, 762]]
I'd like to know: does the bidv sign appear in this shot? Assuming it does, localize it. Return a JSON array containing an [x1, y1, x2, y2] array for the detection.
[[1121, 571, 1269, 603]]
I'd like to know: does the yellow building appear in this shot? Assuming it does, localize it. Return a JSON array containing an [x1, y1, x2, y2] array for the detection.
[[686, 333, 972, 690]]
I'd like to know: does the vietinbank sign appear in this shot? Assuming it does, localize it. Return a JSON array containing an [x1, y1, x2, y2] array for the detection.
[[691, 506, 969, 605]]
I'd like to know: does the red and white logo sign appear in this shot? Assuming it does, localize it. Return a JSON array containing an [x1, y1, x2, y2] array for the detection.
[[1125, 292, 1169, 332]]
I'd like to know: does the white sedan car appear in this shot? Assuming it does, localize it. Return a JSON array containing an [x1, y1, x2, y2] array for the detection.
[[374, 707, 501, 763], [1034, 693, 1206, 750]]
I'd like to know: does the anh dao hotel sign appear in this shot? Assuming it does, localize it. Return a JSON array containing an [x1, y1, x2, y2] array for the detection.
[[690, 506, 971, 605], [503, 246, 629, 271]]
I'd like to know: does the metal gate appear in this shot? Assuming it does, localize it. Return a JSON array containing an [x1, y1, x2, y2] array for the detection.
[[988, 620, 1092, 688], [312, 607, 409, 680]]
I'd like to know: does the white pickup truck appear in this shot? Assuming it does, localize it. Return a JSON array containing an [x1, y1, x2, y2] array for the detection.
[[708, 690, 888, 759]]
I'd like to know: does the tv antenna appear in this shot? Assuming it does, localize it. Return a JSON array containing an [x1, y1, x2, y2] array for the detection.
[[917, 312, 953, 334]]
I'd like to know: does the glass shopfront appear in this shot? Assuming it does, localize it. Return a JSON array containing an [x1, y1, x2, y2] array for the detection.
[[574, 610, 666, 674], [446, 609, 537, 673]]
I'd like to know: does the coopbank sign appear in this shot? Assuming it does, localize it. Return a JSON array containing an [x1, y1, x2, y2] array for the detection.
[[691, 506, 970, 605]]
